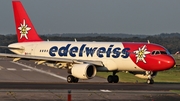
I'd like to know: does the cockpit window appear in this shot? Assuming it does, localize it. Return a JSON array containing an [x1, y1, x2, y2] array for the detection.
[[152, 50, 167, 55], [160, 51, 167, 54], [156, 51, 160, 54]]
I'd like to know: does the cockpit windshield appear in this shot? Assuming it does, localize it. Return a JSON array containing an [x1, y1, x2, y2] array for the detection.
[[151, 50, 167, 55]]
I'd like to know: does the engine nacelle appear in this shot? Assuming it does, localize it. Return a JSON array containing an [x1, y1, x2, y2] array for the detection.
[[71, 64, 97, 79]]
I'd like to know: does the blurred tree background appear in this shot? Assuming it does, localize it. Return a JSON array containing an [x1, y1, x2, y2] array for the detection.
[[1, 33, 180, 54]]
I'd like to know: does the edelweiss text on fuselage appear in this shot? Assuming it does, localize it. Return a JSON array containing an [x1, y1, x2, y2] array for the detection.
[[49, 44, 130, 58]]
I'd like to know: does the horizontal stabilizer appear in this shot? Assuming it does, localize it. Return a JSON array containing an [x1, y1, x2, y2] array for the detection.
[[0, 46, 24, 50]]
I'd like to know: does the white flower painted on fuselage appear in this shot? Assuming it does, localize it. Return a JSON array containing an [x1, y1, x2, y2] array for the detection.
[[18, 19, 31, 39], [134, 45, 150, 63]]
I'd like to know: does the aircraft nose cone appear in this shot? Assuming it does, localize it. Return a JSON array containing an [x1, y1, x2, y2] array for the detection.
[[160, 56, 175, 70]]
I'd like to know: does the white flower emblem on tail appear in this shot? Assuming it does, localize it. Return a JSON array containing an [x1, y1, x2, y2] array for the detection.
[[133, 45, 150, 63], [18, 19, 31, 39]]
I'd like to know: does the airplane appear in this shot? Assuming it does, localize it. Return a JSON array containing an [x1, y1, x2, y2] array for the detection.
[[0, 1, 175, 84]]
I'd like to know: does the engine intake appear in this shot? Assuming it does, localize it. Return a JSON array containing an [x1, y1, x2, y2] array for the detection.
[[71, 64, 97, 79]]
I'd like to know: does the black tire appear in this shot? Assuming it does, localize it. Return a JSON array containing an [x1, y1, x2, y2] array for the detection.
[[73, 77, 79, 83], [113, 75, 119, 83], [107, 75, 113, 83], [147, 79, 154, 84], [67, 75, 74, 83]]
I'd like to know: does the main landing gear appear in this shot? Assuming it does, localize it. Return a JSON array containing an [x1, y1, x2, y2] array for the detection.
[[107, 71, 119, 83], [67, 75, 79, 83]]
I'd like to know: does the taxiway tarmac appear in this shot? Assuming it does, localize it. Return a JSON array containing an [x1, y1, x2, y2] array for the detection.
[[0, 89, 179, 101], [0, 58, 179, 101], [0, 58, 106, 83]]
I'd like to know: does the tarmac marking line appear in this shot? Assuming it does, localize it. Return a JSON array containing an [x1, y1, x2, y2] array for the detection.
[[22, 69, 32, 71], [7, 68, 16, 71], [0, 66, 4, 70], [10, 61, 66, 81], [100, 90, 112, 92]]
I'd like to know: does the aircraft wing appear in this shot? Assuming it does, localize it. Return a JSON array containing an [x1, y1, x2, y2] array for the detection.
[[0, 53, 104, 66]]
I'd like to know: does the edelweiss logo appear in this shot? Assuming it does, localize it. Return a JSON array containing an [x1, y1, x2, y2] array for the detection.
[[18, 19, 31, 39], [133, 45, 150, 63]]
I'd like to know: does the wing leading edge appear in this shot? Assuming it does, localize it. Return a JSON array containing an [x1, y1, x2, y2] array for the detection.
[[0, 53, 104, 66]]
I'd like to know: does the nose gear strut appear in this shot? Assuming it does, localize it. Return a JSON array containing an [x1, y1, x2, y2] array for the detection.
[[146, 71, 157, 84]]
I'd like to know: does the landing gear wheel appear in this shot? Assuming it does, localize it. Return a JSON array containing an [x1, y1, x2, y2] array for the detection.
[[74, 77, 79, 83], [67, 75, 74, 83], [107, 75, 119, 83], [107, 75, 113, 83], [67, 75, 79, 83], [113, 75, 119, 83], [147, 79, 154, 84]]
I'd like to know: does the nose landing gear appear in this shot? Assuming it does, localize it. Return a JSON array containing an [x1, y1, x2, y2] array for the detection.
[[147, 78, 154, 84], [146, 71, 157, 84]]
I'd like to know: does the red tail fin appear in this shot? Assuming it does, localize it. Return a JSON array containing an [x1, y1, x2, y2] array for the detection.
[[12, 1, 43, 42]]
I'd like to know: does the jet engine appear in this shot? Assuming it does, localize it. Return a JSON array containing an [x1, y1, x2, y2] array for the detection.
[[71, 64, 97, 79]]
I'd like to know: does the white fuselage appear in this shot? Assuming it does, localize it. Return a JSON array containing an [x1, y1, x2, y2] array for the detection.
[[8, 41, 144, 71]]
